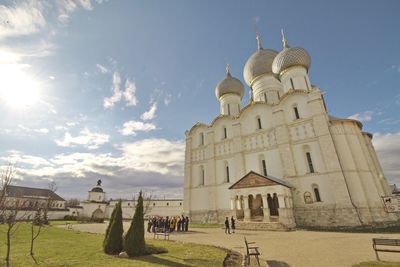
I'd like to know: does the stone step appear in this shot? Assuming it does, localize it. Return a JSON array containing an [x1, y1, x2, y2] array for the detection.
[[236, 221, 294, 231]]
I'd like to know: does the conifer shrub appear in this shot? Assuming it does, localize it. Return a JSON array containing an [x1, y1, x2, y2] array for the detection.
[[103, 200, 124, 254], [124, 191, 145, 257]]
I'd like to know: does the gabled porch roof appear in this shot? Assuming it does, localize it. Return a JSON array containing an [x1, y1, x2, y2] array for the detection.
[[228, 171, 294, 190]]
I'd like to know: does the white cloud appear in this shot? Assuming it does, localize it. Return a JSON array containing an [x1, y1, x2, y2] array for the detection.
[[2, 150, 52, 168], [373, 132, 400, 185], [16, 125, 49, 135], [0, 1, 46, 39], [141, 102, 157, 121], [119, 138, 185, 176], [96, 63, 108, 74], [55, 128, 110, 149], [103, 71, 122, 109], [123, 79, 138, 106], [77, 0, 93, 10], [119, 121, 157, 136], [164, 93, 172, 106], [348, 111, 373, 123]]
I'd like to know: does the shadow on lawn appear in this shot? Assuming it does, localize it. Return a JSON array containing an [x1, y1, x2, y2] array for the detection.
[[266, 260, 291, 267], [135, 255, 190, 267]]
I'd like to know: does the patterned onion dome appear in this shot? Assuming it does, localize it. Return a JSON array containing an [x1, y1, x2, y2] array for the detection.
[[272, 30, 311, 75], [215, 65, 244, 100], [243, 33, 278, 86]]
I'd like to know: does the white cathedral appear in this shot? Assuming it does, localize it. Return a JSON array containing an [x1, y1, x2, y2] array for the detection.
[[183, 31, 398, 229]]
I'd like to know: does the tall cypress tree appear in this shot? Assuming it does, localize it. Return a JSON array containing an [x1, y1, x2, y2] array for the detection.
[[124, 191, 145, 257], [103, 201, 117, 248], [103, 200, 124, 254]]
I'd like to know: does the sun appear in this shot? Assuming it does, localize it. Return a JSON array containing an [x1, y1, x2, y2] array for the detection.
[[0, 65, 41, 109]]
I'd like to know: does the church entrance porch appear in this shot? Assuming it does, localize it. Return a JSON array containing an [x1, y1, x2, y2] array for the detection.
[[229, 171, 296, 230]]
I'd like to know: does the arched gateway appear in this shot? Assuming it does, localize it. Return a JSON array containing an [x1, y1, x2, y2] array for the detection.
[[229, 171, 295, 228]]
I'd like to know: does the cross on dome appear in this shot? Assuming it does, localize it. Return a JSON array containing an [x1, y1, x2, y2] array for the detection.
[[281, 29, 289, 48], [256, 32, 263, 50]]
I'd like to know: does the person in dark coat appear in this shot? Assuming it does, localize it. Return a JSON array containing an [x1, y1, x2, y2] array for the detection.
[[181, 215, 185, 231], [231, 216, 235, 233], [185, 216, 189, 231], [224, 217, 230, 234], [147, 217, 152, 233], [177, 217, 181, 231]]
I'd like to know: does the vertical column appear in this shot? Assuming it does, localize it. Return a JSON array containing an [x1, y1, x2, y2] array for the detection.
[[243, 196, 251, 221], [230, 198, 236, 210], [262, 194, 270, 222]]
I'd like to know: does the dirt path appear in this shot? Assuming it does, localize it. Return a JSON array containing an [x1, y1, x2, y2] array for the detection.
[[68, 223, 400, 267]]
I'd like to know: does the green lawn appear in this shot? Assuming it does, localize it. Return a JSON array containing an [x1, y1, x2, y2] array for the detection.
[[0, 223, 228, 266]]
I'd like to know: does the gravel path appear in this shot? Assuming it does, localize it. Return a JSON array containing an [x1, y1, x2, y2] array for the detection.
[[68, 222, 400, 267]]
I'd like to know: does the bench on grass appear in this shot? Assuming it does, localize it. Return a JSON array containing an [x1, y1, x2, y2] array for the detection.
[[372, 238, 400, 260], [244, 236, 260, 266], [153, 228, 170, 240]]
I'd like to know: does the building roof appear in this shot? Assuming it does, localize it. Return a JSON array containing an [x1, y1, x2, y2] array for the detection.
[[229, 171, 294, 190], [5, 185, 65, 201]]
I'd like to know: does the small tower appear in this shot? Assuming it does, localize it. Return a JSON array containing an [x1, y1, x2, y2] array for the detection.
[[88, 179, 106, 202], [272, 29, 312, 93], [215, 64, 244, 116]]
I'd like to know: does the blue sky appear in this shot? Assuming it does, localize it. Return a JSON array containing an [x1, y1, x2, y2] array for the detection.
[[0, 0, 399, 199]]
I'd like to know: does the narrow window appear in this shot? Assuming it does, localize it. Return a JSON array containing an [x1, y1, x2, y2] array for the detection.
[[277, 91, 280, 98], [294, 106, 300, 119], [306, 152, 315, 173], [200, 132, 204, 145], [201, 166, 205, 185], [237, 104, 240, 113], [290, 78, 295, 89], [223, 127, 227, 139], [226, 165, 230, 183], [264, 93, 267, 102], [167, 202, 169, 206], [227, 104, 231, 115], [304, 76, 310, 90], [262, 159, 267, 176], [314, 187, 321, 202], [180, 202, 182, 206], [257, 117, 262, 129], [153, 203, 155, 206]]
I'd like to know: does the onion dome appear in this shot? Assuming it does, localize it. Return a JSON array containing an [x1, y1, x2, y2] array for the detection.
[[243, 32, 278, 86], [272, 30, 311, 75], [215, 64, 244, 100]]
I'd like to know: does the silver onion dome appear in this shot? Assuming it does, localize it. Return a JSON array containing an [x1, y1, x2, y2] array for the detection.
[[272, 30, 311, 75], [243, 33, 278, 86], [215, 65, 244, 100]]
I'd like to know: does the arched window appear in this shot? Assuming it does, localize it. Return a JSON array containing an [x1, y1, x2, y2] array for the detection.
[[312, 185, 322, 202], [224, 161, 230, 183], [223, 126, 227, 139], [256, 116, 262, 129], [262, 159, 267, 176], [293, 105, 300, 120], [200, 132, 204, 145], [306, 152, 315, 173], [290, 78, 295, 89], [199, 165, 205, 185], [304, 76, 310, 90]]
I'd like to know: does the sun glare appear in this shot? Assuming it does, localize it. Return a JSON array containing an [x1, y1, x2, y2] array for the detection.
[[0, 65, 41, 109]]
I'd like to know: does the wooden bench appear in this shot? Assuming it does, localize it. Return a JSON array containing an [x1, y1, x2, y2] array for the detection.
[[372, 238, 400, 260], [244, 236, 260, 266], [153, 228, 170, 240]]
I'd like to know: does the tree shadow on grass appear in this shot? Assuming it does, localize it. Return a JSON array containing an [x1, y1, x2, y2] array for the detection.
[[266, 260, 291, 267], [135, 255, 190, 267]]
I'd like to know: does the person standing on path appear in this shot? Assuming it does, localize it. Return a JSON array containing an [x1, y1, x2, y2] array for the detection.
[[231, 216, 235, 233], [224, 217, 231, 234]]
